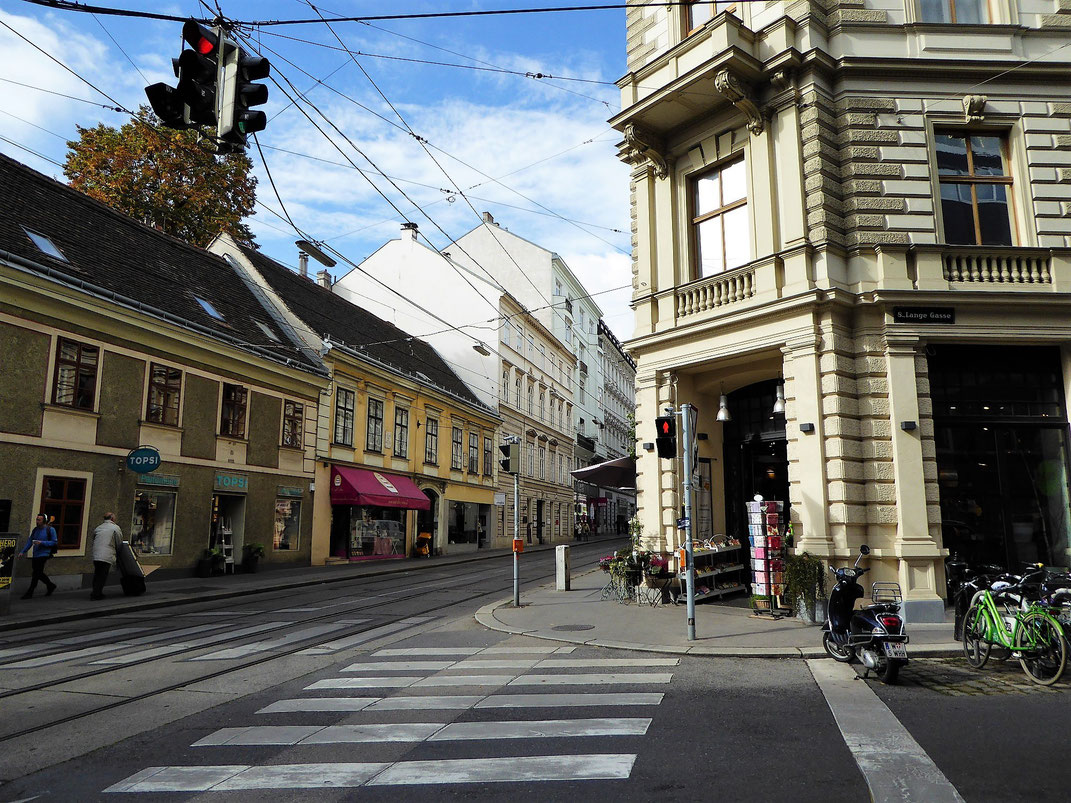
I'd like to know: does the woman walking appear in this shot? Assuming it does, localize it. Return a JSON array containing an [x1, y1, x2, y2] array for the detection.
[[19, 514, 58, 599]]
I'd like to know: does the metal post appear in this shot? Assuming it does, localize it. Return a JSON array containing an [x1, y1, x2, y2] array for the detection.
[[681, 403, 697, 641], [513, 469, 520, 607]]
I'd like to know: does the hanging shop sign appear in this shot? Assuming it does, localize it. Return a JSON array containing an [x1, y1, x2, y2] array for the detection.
[[893, 307, 955, 324], [125, 445, 162, 474], [214, 472, 249, 493]]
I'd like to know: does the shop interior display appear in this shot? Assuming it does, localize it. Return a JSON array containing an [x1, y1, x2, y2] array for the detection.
[[749, 497, 788, 615], [678, 535, 746, 602]]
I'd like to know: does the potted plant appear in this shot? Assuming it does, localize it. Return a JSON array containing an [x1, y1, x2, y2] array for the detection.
[[243, 542, 265, 573], [785, 551, 827, 625], [644, 553, 670, 584], [196, 548, 224, 578]]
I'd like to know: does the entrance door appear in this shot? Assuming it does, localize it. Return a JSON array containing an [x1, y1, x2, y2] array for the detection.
[[536, 500, 544, 545]]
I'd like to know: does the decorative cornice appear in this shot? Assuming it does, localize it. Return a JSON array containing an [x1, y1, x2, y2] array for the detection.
[[620, 123, 669, 179], [714, 69, 764, 136]]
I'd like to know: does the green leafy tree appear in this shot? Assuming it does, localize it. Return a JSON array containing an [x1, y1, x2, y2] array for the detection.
[[63, 107, 257, 246]]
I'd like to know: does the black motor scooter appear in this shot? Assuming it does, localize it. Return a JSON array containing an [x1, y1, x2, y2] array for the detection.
[[822, 545, 909, 684]]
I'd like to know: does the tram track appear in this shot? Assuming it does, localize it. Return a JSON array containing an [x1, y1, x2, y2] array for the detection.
[[0, 544, 607, 743]]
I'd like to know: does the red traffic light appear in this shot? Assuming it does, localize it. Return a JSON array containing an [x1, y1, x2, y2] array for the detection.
[[655, 415, 676, 459], [183, 20, 218, 56]]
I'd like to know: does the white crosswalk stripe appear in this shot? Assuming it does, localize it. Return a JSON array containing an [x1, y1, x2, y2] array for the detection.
[[104, 641, 674, 793]]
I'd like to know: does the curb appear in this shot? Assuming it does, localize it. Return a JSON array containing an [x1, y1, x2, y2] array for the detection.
[[474, 598, 963, 659], [1, 536, 623, 633]]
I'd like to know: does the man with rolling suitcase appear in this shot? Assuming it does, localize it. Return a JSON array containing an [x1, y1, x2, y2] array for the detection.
[[90, 512, 123, 600]]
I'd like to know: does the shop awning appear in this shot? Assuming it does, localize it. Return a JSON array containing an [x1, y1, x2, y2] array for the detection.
[[330, 466, 431, 510], [570, 456, 637, 490]]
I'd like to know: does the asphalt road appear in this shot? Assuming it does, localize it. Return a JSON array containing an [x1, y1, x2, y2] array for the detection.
[[1, 544, 1069, 802]]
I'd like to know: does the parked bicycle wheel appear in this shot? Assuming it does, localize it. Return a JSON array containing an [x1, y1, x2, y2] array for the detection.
[[1015, 611, 1067, 686], [961, 604, 991, 669]]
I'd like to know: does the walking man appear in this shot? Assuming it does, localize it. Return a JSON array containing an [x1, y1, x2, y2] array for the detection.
[[18, 513, 58, 599], [91, 512, 123, 600]]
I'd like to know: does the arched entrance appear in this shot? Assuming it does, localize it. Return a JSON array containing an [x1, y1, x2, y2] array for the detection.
[[417, 489, 439, 554], [722, 379, 789, 539]]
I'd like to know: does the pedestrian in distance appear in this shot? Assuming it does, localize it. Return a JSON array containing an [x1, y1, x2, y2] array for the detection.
[[18, 513, 58, 599], [90, 512, 123, 600]]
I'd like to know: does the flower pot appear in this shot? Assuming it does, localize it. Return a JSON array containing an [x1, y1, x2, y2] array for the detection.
[[194, 558, 213, 578], [795, 595, 818, 625], [243, 554, 260, 573]]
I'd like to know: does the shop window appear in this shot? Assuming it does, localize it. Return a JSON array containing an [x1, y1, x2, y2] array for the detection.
[[274, 498, 301, 550], [935, 131, 1013, 246], [52, 337, 98, 410], [366, 397, 384, 452], [132, 488, 175, 555], [483, 436, 493, 476], [146, 363, 181, 426], [425, 417, 439, 464], [394, 407, 409, 458], [334, 388, 355, 446], [451, 426, 463, 469], [282, 400, 304, 448], [692, 156, 750, 278], [220, 383, 247, 438], [468, 432, 479, 473], [448, 500, 490, 547], [40, 475, 86, 549], [919, 0, 988, 23]]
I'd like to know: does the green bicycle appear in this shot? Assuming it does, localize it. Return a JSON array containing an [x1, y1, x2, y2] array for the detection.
[[962, 580, 1067, 686]]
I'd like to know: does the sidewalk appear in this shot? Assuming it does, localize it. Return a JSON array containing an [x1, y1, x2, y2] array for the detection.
[[475, 566, 962, 658], [0, 538, 599, 633]]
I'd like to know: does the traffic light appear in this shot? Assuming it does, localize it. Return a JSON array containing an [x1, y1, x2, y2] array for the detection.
[[217, 43, 270, 151], [145, 19, 220, 129], [499, 442, 519, 474], [655, 415, 676, 459]]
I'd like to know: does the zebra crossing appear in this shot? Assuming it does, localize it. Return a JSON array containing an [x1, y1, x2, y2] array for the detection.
[[103, 641, 678, 793]]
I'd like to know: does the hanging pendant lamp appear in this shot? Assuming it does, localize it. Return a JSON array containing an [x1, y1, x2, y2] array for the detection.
[[772, 382, 786, 415], [716, 394, 731, 422]]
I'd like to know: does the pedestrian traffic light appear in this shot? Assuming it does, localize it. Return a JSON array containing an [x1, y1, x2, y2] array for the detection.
[[217, 43, 270, 151], [144, 19, 220, 129], [655, 415, 676, 459], [499, 442, 519, 474]]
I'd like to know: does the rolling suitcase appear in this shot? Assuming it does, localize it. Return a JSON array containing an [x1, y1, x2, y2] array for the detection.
[[117, 541, 146, 596]]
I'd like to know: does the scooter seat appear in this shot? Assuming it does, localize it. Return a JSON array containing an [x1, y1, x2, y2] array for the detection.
[[868, 602, 900, 613]]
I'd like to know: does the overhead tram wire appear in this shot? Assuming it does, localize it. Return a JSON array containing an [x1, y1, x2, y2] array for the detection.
[[0, 134, 64, 167], [91, 12, 149, 84]]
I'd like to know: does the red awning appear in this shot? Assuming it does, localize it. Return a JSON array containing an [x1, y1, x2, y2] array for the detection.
[[330, 466, 431, 510]]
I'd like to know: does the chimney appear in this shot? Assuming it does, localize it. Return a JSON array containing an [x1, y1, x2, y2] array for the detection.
[[482, 212, 496, 226], [401, 222, 419, 241], [316, 269, 331, 288], [298, 251, 309, 278]]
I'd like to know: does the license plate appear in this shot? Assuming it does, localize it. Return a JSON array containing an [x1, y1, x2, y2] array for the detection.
[[883, 642, 908, 659]]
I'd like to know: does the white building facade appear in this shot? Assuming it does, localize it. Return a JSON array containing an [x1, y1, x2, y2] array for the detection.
[[616, 1, 1071, 621]]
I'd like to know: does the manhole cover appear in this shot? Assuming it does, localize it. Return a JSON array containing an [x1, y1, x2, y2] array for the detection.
[[551, 624, 595, 632]]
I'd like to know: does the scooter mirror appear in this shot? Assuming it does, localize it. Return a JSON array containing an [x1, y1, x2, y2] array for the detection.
[[859, 544, 870, 555]]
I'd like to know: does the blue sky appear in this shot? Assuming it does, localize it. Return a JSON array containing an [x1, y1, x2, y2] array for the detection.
[[0, 1, 634, 337]]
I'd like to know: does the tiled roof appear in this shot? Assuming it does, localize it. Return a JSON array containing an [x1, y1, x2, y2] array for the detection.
[[239, 246, 490, 413], [0, 153, 319, 372]]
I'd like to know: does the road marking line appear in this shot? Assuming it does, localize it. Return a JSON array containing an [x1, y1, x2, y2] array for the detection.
[[340, 660, 457, 672], [305, 677, 425, 689], [257, 692, 665, 713], [297, 617, 431, 655], [190, 624, 352, 661], [373, 647, 483, 656], [534, 658, 679, 668], [413, 674, 516, 687], [92, 623, 287, 665], [807, 659, 965, 803], [257, 698, 382, 713], [428, 718, 651, 740], [475, 692, 664, 708], [105, 756, 637, 791]]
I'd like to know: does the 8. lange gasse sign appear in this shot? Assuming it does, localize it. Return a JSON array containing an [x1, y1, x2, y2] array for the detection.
[[893, 307, 955, 324]]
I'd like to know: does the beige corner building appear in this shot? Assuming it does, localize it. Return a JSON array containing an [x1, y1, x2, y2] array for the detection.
[[614, 1, 1071, 621]]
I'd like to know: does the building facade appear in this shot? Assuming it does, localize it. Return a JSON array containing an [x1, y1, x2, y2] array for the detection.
[[615, 1, 1071, 620], [597, 319, 638, 533], [0, 155, 326, 588], [212, 237, 500, 562], [330, 223, 576, 546]]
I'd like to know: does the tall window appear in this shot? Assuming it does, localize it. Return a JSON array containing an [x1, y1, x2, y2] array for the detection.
[[687, 1, 736, 31], [539, 446, 546, 480], [920, 0, 987, 23], [935, 132, 1013, 246], [220, 383, 247, 438], [366, 397, 384, 451], [692, 156, 750, 277], [393, 407, 409, 458], [559, 402, 564, 430], [527, 383, 534, 415], [40, 475, 86, 549], [146, 363, 181, 426], [425, 417, 439, 464], [539, 392, 546, 422], [52, 337, 98, 410], [503, 319, 514, 348], [334, 388, 355, 446], [515, 376, 522, 408], [282, 400, 304, 448], [501, 368, 510, 402], [451, 426, 464, 469], [559, 453, 564, 485], [483, 436, 493, 476], [468, 432, 480, 473], [527, 442, 535, 476]]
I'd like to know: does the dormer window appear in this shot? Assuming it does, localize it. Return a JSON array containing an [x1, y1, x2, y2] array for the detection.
[[23, 228, 67, 262]]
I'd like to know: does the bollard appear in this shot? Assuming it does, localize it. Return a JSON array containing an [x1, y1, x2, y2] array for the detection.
[[555, 544, 571, 591]]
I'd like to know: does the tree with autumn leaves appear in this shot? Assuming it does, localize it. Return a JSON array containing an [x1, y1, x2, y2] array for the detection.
[[63, 107, 258, 247]]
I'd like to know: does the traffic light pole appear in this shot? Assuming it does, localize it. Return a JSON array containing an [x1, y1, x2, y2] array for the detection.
[[513, 469, 520, 608], [679, 403, 697, 642]]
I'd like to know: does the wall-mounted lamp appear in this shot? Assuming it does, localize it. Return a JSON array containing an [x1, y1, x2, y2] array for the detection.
[[642, 442, 655, 451], [472, 341, 491, 356], [900, 421, 917, 431], [800, 423, 815, 433], [295, 239, 337, 268], [716, 394, 731, 422]]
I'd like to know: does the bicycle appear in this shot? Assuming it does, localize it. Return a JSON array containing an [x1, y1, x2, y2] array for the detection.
[[962, 573, 1067, 686]]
